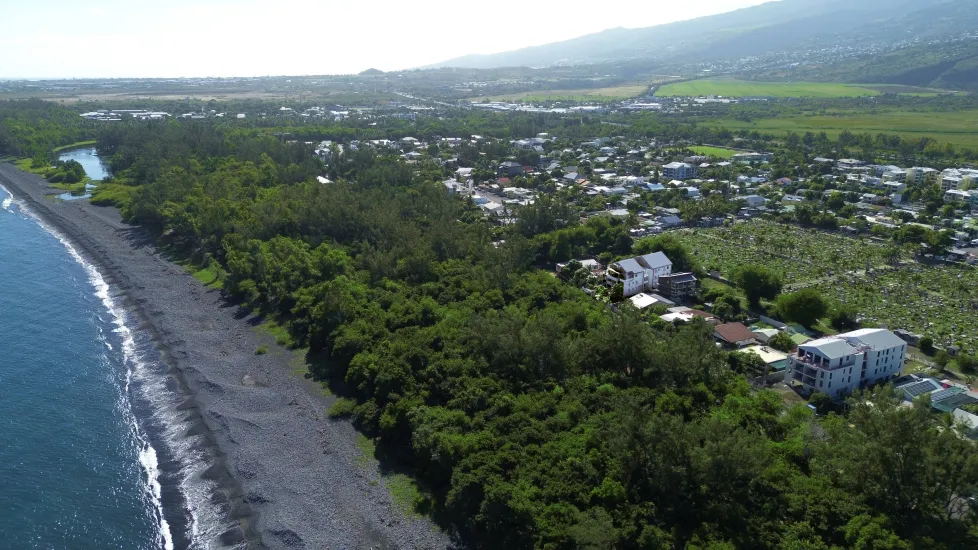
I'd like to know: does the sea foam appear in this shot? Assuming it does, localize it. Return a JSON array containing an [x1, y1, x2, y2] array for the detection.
[[4, 187, 176, 550]]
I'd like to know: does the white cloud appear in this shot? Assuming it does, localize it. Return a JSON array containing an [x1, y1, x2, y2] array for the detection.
[[0, 0, 772, 78]]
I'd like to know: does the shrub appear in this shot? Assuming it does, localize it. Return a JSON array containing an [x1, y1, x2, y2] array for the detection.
[[769, 331, 796, 353], [255, 345, 268, 355], [918, 336, 934, 355], [830, 304, 860, 331], [328, 398, 357, 418]]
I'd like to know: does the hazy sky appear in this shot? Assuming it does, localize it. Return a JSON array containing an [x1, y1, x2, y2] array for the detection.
[[0, 0, 771, 79]]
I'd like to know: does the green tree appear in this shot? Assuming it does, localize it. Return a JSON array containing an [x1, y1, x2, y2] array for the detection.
[[918, 336, 934, 355], [633, 234, 701, 274], [730, 265, 782, 307], [829, 304, 859, 331], [777, 288, 829, 328], [768, 331, 796, 353], [809, 391, 832, 414], [610, 282, 624, 303]]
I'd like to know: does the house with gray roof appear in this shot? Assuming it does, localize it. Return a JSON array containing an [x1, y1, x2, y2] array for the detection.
[[606, 252, 673, 298]]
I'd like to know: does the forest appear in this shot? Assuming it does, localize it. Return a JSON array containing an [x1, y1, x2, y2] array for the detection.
[[0, 99, 92, 160], [3, 103, 978, 548], [82, 120, 978, 549]]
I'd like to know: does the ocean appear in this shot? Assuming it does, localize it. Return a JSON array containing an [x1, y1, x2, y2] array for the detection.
[[0, 147, 225, 550]]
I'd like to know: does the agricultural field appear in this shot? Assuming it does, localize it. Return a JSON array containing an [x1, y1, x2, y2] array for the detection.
[[713, 109, 978, 151], [674, 221, 901, 286], [656, 80, 890, 98], [474, 85, 649, 103]]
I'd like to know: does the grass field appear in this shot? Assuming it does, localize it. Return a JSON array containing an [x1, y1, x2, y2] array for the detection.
[[52, 140, 96, 152], [475, 85, 649, 103], [655, 79, 943, 98], [686, 145, 736, 158], [714, 110, 978, 150]]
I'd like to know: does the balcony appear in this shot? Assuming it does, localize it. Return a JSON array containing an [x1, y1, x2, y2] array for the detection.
[[793, 354, 855, 371]]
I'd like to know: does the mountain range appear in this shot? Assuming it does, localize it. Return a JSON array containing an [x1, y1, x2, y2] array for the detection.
[[429, 0, 978, 89]]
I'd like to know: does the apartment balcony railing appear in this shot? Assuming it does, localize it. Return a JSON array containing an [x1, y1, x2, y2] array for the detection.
[[792, 355, 856, 371]]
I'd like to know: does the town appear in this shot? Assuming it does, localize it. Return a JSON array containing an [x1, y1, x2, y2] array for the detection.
[[297, 125, 978, 418]]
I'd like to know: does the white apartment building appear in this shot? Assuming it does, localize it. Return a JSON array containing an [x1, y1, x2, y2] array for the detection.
[[606, 252, 673, 298], [944, 189, 978, 209], [784, 328, 907, 399], [939, 169, 978, 192], [906, 167, 939, 185], [662, 162, 697, 180]]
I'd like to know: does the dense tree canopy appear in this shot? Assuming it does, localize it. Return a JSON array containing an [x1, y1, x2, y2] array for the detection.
[[8, 109, 977, 549]]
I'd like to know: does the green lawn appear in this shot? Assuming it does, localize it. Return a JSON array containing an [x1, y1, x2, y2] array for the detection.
[[714, 109, 978, 150], [657, 80, 886, 98], [52, 140, 97, 153], [686, 145, 736, 158]]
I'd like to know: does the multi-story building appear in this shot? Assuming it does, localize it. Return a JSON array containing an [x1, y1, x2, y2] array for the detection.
[[906, 167, 939, 185], [606, 252, 673, 298], [657, 272, 698, 302], [939, 169, 978, 192], [732, 152, 772, 164], [662, 162, 697, 180], [784, 329, 907, 399], [944, 189, 978, 209]]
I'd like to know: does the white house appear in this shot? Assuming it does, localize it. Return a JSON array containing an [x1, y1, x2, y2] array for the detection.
[[662, 162, 697, 180], [784, 328, 907, 399], [606, 252, 673, 298]]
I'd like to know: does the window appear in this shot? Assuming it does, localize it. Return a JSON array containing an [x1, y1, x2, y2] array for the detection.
[[819, 381, 823, 388]]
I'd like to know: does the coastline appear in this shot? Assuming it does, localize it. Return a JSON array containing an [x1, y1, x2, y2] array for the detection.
[[0, 163, 452, 550]]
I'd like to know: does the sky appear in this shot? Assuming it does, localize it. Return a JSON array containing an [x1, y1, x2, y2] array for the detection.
[[0, 0, 772, 79]]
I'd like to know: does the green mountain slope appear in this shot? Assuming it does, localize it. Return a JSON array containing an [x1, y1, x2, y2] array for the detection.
[[790, 41, 978, 91], [430, 0, 974, 73]]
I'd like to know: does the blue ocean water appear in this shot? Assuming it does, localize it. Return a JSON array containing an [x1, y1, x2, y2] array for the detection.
[[0, 186, 171, 548]]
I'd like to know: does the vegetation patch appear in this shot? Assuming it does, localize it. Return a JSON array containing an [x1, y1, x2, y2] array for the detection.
[[714, 109, 978, 150], [191, 266, 224, 289], [656, 79, 886, 98], [89, 183, 135, 208], [52, 140, 97, 153], [678, 145, 736, 158], [386, 474, 422, 518], [474, 85, 649, 102]]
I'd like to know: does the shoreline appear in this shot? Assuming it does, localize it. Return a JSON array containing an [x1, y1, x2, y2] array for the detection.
[[0, 163, 452, 550]]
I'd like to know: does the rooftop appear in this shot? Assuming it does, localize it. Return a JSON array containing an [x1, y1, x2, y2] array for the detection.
[[715, 322, 756, 344]]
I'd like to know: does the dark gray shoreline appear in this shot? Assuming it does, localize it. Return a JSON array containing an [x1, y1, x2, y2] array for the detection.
[[0, 163, 452, 550]]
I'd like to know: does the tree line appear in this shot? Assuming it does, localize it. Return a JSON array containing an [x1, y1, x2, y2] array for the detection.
[[88, 119, 978, 549]]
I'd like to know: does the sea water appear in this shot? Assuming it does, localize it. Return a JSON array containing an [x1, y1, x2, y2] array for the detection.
[[0, 185, 174, 548]]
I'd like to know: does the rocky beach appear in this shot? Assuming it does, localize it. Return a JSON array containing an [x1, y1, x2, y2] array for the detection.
[[0, 163, 451, 550]]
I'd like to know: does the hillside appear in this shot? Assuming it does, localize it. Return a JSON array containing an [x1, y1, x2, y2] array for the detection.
[[785, 40, 978, 92], [430, 0, 976, 75]]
